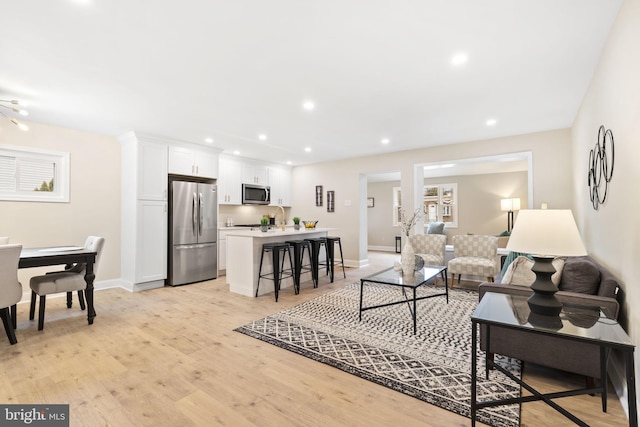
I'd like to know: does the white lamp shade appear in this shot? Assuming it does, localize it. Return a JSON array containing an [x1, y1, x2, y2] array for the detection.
[[500, 198, 521, 211], [506, 209, 587, 256]]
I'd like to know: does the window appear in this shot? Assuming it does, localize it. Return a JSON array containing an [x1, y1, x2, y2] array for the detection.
[[0, 145, 70, 202], [423, 183, 457, 227]]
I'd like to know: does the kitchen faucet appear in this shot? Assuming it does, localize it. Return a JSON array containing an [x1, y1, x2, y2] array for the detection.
[[274, 205, 285, 231]]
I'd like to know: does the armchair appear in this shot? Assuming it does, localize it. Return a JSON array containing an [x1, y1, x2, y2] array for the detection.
[[409, 234, 447, 285], [448, 235, 499, 287]]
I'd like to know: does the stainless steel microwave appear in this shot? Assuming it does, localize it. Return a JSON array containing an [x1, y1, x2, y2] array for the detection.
[[242, 184, 270, 205]]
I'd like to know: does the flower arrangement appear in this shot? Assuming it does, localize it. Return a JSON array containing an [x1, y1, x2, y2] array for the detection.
[[398, 208, 423, 237]]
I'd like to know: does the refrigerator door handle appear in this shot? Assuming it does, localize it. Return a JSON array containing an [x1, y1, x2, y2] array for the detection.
[[192, 192, 198, 236], [198, 192, 204, 237]]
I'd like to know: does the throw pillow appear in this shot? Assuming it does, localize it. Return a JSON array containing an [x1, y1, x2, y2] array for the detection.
[[501, 256, 565, 286], [559, 259, 601, 295], [427, 222, 445, 234]]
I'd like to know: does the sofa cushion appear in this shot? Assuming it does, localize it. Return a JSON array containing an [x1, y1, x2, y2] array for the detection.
[[427, 222, 445, 234], [501, 256, 565, 286], [559, 258, 601, 295]]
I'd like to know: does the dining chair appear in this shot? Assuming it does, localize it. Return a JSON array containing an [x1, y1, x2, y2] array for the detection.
[[0, 244, 23, 344], [29, 236, 105, 331]]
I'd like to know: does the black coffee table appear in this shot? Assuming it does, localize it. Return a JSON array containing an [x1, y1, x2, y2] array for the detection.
[[359, 266, 448, 335]]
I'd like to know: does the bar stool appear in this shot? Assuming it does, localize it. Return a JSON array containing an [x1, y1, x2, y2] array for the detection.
[[256, 242, 294, 302], [285, 240, 316, 290], [304, 238, 327, 287], [321, 236, 346, 282]]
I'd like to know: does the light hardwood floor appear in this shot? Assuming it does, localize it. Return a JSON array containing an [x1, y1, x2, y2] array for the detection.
[[0, 251, 628, 426]]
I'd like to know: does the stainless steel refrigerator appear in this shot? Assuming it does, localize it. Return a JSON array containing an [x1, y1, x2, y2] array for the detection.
[[168, 177, 217, 286]]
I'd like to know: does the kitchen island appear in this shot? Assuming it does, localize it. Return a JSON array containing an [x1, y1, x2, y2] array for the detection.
[[225, 227, 332, 297]]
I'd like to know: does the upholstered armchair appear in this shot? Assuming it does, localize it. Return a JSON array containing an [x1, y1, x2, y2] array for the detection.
[[448, 235, 499, 286], [29, 236, 105, 330], [409, 234, 447, 285], [0, 243, 23, 344]]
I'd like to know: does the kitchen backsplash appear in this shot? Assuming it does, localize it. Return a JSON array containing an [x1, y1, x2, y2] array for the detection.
[[219, 204, 292, 226]]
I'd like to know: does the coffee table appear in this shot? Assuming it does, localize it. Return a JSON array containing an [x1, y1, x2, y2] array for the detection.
[[359, 266, 448, 335], [471, 292, 637, 427]]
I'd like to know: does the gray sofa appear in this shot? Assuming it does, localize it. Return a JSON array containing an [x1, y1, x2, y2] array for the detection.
[[477, 256, 620, 379]]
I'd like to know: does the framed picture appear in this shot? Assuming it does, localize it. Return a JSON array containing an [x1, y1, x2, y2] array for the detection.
[[315, 185, 323, 206], [367, 197, 374, 208], [327, 190, 334, 212]]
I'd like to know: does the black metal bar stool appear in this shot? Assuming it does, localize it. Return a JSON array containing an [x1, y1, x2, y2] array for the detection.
[[285, 240, 315, 290], [321, 236, 346, 282], [304, 238, 327, 288], [256, 242, 294, 302]]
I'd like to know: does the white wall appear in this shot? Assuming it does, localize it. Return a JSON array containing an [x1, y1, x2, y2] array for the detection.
[[293, 128, 572, 265], [0, 120, 121, 292], [571, 0, 639, 413]]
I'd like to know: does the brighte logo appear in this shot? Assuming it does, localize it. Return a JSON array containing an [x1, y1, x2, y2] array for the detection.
[[1, 405, 68, 426], [4, 408, 47, 424]]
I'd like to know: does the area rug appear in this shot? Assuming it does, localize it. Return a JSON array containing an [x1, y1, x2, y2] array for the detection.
[[235, 282, 521, 427]]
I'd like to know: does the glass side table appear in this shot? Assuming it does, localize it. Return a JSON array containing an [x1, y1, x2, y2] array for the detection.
[[470, 292, 637, 427]]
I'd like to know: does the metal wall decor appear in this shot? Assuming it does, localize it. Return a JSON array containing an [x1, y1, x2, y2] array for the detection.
[[327, 190, 335, 212], [315, 185, 323, 206], [588, 125, 615, 210]]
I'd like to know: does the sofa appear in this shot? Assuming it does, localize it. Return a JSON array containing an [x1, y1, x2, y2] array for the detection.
[[477, 255, 620, 379]]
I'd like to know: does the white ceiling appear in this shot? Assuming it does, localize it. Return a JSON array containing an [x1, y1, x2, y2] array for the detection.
[[0, 0, 622, 166]]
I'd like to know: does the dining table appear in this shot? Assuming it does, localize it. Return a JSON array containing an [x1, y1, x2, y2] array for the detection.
[[19, 246, 98, 325]]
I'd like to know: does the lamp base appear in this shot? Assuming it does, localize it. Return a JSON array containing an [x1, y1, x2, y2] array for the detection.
[[527, 256, 562, 316]]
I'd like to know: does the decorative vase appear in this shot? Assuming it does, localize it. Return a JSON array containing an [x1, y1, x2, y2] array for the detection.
[[294, 224, 300, 230], [401, 238, 415, 275], [261, 225, 268, 232]]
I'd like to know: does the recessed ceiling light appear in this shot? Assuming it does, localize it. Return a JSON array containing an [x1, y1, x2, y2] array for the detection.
[[233, 150, 240, 155], [381, 138, 390, 145], [258, 134, 267, 141], [451, 53, 468, 66], [286, 161, 292, 165], [486, 118, 497, 126], [304, 147, 311, 153], [204, 137, 213, 143], [302, 100, 315, 111]]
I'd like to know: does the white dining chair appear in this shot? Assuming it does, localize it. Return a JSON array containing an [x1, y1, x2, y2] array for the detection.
[[0, 244, 23, 344]]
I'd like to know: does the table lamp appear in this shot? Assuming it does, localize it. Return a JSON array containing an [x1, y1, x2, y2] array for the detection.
[[500, 198, 520, 232], [506, 209, 587, 316]]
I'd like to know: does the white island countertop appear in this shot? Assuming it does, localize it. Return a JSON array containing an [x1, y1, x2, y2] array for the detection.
[[224, 227, 333, 237]]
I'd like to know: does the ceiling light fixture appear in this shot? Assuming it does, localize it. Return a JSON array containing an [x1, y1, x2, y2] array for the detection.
[[451, 53, 468, 66], [204, 137, 214, 143], [258, 134, 268, 141], [302, 101, 315, 111], [381, 138, 390, 145], [486, 118, 497, 126], [0, 99, 29, 131], [286, 161, 292, 165], [304, 147, 311, 153], [233, 150, 240, 155]]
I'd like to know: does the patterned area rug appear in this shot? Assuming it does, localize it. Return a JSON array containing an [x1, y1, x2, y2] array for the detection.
[[235, 282, 521, 427]]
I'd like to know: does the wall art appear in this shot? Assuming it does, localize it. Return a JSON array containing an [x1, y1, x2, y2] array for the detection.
[[327, 190, 335, 212], [588, 125, 615, 210], [315, 185, 323, 206]]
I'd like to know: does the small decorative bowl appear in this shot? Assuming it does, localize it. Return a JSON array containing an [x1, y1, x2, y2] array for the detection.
[[302, 220, 318, 229]]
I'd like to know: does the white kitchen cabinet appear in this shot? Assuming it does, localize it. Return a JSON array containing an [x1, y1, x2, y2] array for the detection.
[[242, 161, 268, 185], [268, 166, 292, 206], [136, 200, 167, 283], [138, 139, 168, 200], [169, 145, 219, 178], [119, 131, 169, 291], [218, 229, 228, 273], [219, 156, 242, 205]]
